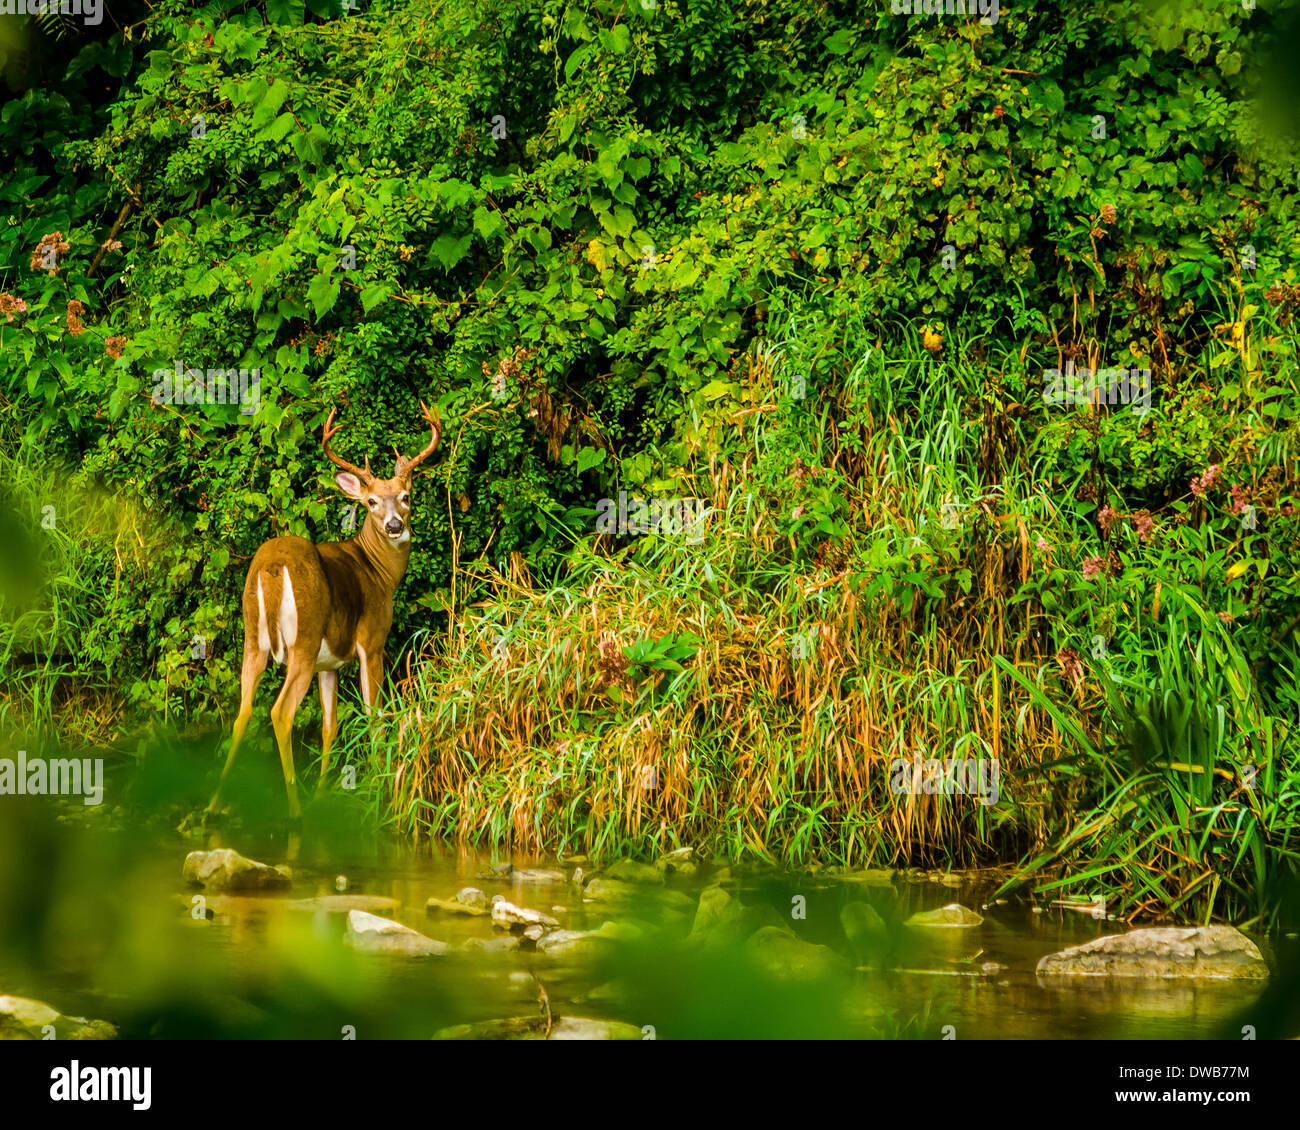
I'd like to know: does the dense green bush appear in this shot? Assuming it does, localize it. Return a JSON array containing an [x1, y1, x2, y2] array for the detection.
[[1, 0, 1297, 734]]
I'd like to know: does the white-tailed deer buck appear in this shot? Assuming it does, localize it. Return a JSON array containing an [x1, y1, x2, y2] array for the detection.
[[207, 402, 442, 819]]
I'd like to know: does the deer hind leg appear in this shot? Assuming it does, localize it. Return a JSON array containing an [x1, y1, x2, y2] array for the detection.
[[317, 669, 338, 792], [356, 642, 383, 714], [269, 656, 314, 821], [207, 640, 269, 815]]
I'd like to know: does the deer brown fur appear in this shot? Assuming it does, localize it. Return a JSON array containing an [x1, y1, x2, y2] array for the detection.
[[207, 403, 441, 819]]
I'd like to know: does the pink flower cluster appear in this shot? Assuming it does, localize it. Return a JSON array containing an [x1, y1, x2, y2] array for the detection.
[[31, 231, 71, 275], [1056, 647, 1084, 686], [1190, 464, 1221, 498], [0, 292, 27, 322]]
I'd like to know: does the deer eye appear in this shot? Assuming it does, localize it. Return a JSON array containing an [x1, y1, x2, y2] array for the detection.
[[399, 493, 409, 505], [367, 498, 378, 508]]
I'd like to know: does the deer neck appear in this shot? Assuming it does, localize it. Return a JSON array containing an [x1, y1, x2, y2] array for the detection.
[[355, 522, 411, 594]]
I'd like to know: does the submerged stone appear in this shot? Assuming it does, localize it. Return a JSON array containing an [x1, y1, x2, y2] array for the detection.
[[476, 862, 515, 881], [456, 887, 489, 910], [844, 868, 897, 886], [904, 903, 983, 928], [581, 878, 640, 902], [582, 878, 694, 912], [745, 926, 848, 982], [182, 848, 291, 893], [691, 886, 745, 938], [426, 890, 489, 917], [0, 995, 117, 1040], [431, 1015, 643, 1040], [841, 901, 889, 956], [536, 921, 642, 958], [510, 869, 567, 883], [344, 910, 448, 956], [459, 936, 521, 954], [655, 847, 698, 876], [1036, 926, 1268, 980], [287, 895, 400, 915], [605, 860, 665, 885]]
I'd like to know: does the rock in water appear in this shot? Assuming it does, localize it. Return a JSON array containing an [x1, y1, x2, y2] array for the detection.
[[1036, 926, 1268, 980], [605, 860, 665, 885], [845, 868, 897, 886], [490, 899, 560, 929], [459, 936, 521, 954], [904, 903, 983, 927], [583, 878, 695, 912], [426, 886, 490, 917], [548, 1017, 644, 1040], [476, 862, 515, 881], [581, 878, 636, 901], [841, 901, 889, 959], [691, 886, 746, 938], [510, 869, 567, 883], [344, 910, 449, 956], [182, 849, 291, 893], [456, 887, 489, 910], [0, 995, 117, 1040], [687, 886, 784, 944], [287, 895, 400, 915], [745, 927, 847, 982], [536, 921, 642, 958], [431, 1015, 643, 1040], [655, 847, 698, 876]]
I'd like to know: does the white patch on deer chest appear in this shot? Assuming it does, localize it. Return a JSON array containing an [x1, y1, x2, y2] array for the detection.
[[279, 566, 299, 649]]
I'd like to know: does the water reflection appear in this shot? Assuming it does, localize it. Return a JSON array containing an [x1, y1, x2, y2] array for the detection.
[[0, 796, 1292, 1040]]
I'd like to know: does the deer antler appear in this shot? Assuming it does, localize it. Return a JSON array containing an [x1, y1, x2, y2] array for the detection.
[[322, 407, 372, 482], [394, 401, 442, 477]]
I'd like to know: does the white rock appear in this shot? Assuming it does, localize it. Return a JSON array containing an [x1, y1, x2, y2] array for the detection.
[[344, 910, 448, 956], [491, 899, 560, 929]]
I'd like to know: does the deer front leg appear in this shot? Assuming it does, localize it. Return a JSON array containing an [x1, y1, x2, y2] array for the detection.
[[318, 669, 338, 792], [269, 658, 314, 820]]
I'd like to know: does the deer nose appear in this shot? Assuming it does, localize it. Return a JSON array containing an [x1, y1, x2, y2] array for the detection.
[[385, 518, 405, 536]]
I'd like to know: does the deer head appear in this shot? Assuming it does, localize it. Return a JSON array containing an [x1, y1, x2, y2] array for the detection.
[[322, 402, 442, 545]]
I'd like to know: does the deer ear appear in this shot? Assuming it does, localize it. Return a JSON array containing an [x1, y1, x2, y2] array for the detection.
[[334, 471, 363, 499]]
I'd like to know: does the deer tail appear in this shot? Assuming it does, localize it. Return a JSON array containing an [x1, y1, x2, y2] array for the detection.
[[254, 567, 299, 663]]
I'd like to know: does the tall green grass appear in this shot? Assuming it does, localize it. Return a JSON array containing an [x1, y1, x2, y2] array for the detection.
[[355, 296, 1300, 923]]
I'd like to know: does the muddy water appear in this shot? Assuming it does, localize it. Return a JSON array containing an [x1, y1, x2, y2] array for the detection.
[[1, 830, 1270, 1040]]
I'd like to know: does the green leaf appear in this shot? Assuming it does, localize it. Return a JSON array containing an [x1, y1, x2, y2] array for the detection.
[[473, 205, 506, 242], [564, 44, 593, 82], [359, 283, 390, 313], [306, 273, 341, 318], [431, 231, 473, 271], [823, 28, 855, 55], [262, 112, 296, 143], [599, 25, 631, 55], [251, 80, 290, 129], [265, 0, 306, 25]]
